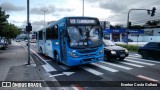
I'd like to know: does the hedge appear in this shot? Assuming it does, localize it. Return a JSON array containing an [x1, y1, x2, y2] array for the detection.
[[116, 44, 139, 52]]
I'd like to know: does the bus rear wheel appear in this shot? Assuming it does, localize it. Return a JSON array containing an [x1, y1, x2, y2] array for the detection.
[[54, 53, 60, 64]]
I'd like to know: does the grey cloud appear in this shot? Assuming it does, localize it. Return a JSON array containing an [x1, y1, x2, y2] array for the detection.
[[31, 20, 44, 26], [30, 6, 55, 15], [0, 2, 25, 12], [30, 5, 73, 15]]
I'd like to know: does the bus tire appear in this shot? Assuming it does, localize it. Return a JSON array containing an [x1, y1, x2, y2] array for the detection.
[[54, 52, 60, 64]]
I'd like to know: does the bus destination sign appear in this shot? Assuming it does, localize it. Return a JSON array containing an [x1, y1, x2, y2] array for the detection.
[[69, 19, 96, 24]]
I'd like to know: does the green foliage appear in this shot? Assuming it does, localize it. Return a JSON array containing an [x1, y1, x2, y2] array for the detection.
[[0, 7, 9, 37], [0, 7, 20, 38], [117, 44, 139, 52], [4, 23, 20, 38]]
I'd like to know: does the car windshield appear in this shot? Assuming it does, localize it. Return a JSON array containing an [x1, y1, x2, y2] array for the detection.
[[67, 26, 102, 49], [103, 40, 116, 46]]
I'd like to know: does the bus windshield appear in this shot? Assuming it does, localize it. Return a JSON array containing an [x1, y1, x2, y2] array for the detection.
[[67, 26, 102, 49]]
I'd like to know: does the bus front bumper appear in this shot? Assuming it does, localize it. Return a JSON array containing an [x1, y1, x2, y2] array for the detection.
[[67, 55, 104, 66]]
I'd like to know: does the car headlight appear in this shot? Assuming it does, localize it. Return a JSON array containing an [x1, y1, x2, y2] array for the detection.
[[99, 49, 103, 55], [69, 52, 78, 58], [125, 49, 128, 53], [111, 51, 116, 54]]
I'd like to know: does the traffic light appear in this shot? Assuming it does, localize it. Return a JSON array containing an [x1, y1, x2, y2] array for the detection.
[[128, 22, 131, 28], [26, 23, 32, 32], [151, 7, 156, 17], [147, 10, 150, 15]]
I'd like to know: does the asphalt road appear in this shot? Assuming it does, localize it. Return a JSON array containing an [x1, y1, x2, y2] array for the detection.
[[21, 41, 160, 90]]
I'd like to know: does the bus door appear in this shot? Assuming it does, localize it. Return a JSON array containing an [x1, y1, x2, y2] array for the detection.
[[36, 32, 40, 50], [43, 31, 46, 54], [60, 29, 67, 63]]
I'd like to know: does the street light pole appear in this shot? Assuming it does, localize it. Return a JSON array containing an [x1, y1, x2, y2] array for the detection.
[[41, 10, 48, 26], [82, 0, 84, 16], [27, 0, 31, 65]]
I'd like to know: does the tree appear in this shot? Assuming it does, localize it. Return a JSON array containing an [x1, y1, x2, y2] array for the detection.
[[4, 23, 20, 38], [0, 7, 9, 37]]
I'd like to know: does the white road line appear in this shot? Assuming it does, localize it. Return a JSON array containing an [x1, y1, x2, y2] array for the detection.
[[100, 61, 132, 70], [120, 62, 144, 68], [91, 63, 119, 72], [126, 57, 160, 64], [21, 43, 35, 65], [125, 59, 155, 66], [128, 55, 141, 58], [42, 64, 57, 72], [129, 54, 141, 56], [81, 66, 103, 75], [137, 75, 159, 82], [59, 65, 70, 70], [30, 49, 57, 72]]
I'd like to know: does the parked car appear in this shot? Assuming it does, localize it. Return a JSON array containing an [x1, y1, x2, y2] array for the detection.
[[30, 39, 36, 43], [138, 42, 160, 59], [0, 42, 3, 49], [103, 40, 129, 61], [0, 39, 8, 50], [16, 39, 21, 42]]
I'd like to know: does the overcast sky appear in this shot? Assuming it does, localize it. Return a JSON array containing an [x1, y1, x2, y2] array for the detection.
[[0, 0, 160, 31]]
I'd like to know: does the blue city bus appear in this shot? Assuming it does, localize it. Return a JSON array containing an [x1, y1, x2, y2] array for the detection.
[[36, 17, 104, 66]]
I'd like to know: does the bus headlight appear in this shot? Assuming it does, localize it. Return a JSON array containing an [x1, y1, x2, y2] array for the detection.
[[69, 52, 78, 58], [99, 49, 103, 55], [111, 51, 116, 54]]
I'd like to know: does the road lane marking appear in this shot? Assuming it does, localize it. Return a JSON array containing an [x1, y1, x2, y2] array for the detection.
[[91, 63, 119, 72], [126, 57, 160, 64], [125, 59, 155, 66], [42, 64, 57, 72], [30, 49, 57, 72], [128, 55, 141, 58], [59, 65, 70, 70], [21, 43, 36, 65], [137, 75, 159, 82], [81, 66, 103, 75], [100, 61, 133, 70], [120, 62, 144, 68]]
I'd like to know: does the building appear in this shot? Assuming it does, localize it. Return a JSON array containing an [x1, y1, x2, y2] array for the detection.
[[129, 28, 160, 42], [103, 29, 144, 42]]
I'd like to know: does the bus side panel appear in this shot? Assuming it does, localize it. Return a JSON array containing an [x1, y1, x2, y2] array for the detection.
[[37, 40, 43, 52], [45, 40, 54, 58]]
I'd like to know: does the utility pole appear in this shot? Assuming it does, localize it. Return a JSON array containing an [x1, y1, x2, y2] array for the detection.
[[126, 8, 152, 45], [26, 0, 32, 65], [82, 0, 84, 16], [41, 10, 48, 26]]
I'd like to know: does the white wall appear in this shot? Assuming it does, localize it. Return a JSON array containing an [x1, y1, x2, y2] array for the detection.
[[129, 36, 160, 42]]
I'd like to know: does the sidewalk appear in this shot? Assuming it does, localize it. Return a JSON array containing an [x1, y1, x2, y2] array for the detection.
[[0, 41, 46, 90]]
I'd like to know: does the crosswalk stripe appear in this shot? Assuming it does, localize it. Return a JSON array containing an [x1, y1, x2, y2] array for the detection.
[[129, 54, 141, 56], [125, 59, 155, 66], [81, 66, 103, 75], [126, 57, 160, 64], [91, 63, 119, 72], [120, 62, 144, 68], [59, 65, 70, 70], [128, 55, 142, 58], [100, 61, 133, 70], [42, 64, 57, 72]]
